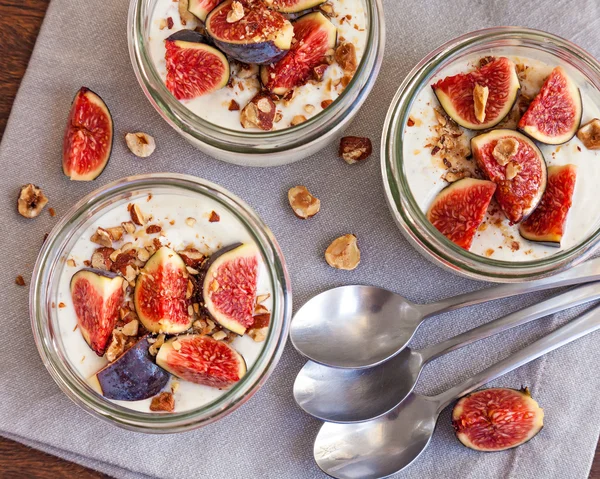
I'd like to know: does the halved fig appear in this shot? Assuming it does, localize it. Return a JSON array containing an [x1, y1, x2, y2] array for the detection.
[[519, 164, 577, 247], [432, 57, 520, 130], [165, 30, 230, 100], [156, 334, 247, 388], [188, 0, 221, 21], [452, 387, 544, 451], [89, 336, 169, 401], [62, 87, 113, 181], [427, 178, 496, 250], [206, 0, 293, 65], [134, 247, 192, 334], [70, 269, 125, 356], [202, 243, 260, 335], [261, 11, 337, 95], [472, 130, 547, 224], [518, 66, 582, 145], [264, 0, 325, 13]]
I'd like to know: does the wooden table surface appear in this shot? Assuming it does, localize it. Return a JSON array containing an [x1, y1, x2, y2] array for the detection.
[[0, 1, 598, 478]]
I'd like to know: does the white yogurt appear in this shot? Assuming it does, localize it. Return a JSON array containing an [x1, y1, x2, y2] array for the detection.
[[403, 53, 600, 261], [148, 0, 368, 130], [55, 193, 273, 413]]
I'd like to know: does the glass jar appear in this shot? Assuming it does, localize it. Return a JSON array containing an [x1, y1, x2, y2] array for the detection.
[[382, 27, 600, 282], [30, 173, 292, 432], [127, 0, 385, 167]]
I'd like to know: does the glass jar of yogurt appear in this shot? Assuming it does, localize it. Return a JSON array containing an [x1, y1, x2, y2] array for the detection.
[[382, 27, 600, 282], [127, 0, 384, 166], [30, 174, 291, 432]]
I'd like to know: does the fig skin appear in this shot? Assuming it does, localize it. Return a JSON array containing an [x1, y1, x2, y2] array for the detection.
[[89, 336, 170, 401], [452, 387, 544, 452], [264, 0, 326, 13], [206, 0, 294, 65]]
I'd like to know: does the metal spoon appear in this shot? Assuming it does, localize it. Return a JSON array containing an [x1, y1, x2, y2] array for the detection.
[[313, 303, 600, 479], [294, 282, 600, 423], [290, 257, 600, 369]]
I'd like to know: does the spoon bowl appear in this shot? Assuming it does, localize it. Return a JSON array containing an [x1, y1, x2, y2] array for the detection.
[[290, 285, 421, 369], [314, 393, 438, 479], [294, 349, 423, 423]]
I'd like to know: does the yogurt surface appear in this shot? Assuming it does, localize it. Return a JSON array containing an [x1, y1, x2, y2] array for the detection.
[[403, 53, 600, 261], [147, 0, 368, 130], [55, 192, 273, 413]]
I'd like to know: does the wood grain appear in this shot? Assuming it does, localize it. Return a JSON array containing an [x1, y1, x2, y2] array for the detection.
[[0, 1, 598, 478]]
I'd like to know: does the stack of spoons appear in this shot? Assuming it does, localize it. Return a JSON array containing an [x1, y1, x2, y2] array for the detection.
[[290, 257, 600, 479]]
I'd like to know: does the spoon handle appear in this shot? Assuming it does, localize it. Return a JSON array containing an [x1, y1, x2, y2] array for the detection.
[[434, 303, 600, 411], [418, 257, 600, 319], [419, 282, 600, 362]]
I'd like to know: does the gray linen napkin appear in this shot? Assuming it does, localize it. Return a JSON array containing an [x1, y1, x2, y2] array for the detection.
[[1, 0, 600, 477]]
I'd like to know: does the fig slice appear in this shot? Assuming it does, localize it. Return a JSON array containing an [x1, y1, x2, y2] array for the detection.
[[452, 387, 544, 452], [264, 0, 326, 13], [518, 66, 583, 145], [519, 164, 577, 247], [202, 243, 260, 335], [427, 178, 496, 250], [62, 87, 113, 181], [89, 336, 170, 401], [70, 269, 125, 356], [471, 130, 547, 224], [261, 11, 337, 95], [187, 0, 221, 22], [156, 334, 247, 388], [165, 30, 230, 100], [134, 247, 192, 334], [206, 0, 294, 65], [432, 57, 520, 130]]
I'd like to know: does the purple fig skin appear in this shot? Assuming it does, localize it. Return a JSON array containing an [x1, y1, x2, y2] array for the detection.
[[95, 336, 169, 401]]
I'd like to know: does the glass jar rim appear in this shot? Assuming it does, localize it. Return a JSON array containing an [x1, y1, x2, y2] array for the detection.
[[30, 173, 292, 432], [382, 27, 600, 282], [127, 0, 385, 154]]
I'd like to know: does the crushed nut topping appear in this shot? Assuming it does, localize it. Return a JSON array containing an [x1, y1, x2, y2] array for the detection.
[[91, 247, 114, 270], [212, 330, 227, 341], [335, 42, 357, 73], [428, 108, 472, 168], [106, 226, 125, 242], [209, 211, 220, 222], [577, 118, 600, 150], [146, 224, 162, 235], [167, 16, 174, 29], [443, 168, 472, 183], [325, 234, 360, 270], [227, 1, 245, 22], [290, 115, 307, 126], [505, 161, 522, 180], [339, 136, 372, 164], [128, 203, 146, 226], [122, 221, 136, 234], [185, 217, 196, 227], [321, 99, 333, 109], [90, 227, 113, 248], [17, 184, 48, 219], [241, 93, 276, 130], [121, 319, 139, 336], [228, 99, 240, 111], [125, 132, 156, 158], [288, 186, 321, 219], [473, 84, 489, 123], [318, 1, 335, 16], [149, 334, 165, 356], [15, 275, 25, 286], [178, 0, 195, 25], [67, 259, 77, 267], [106, 330, 127, 362], [312, 64, 329, 82], [235, 62, 259, 79], [492, 138, 520, 166], [304, 104, 315, 114], [150, 392, 175, 412]]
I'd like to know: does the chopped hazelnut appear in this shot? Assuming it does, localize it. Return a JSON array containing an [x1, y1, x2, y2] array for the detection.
[[146, 224, 162, 234], [15, 275, 25, 286], [227, 1, 245, 22], [125, 132, 156, 158], [335, 42, 358, 73], [148, 334, 165, 356], [212, 330, 228, 341], [256, 293, 270, 304], [178, 0, 195, 25], [129, 203, 146, 226], [106, 330, 127, 362], [105, 226, 125, 242], [312, 64, 329, 82], [90, 227, 113, 248], [325, 234, 361, 270], [137, 248, 150, 262], [150, 392, 175, 412], [247, 328, 267, 342], [321, 99, 333, 109], [505, 161, 522, 180], [339, 136, 372, 164], [492, 138, 519, 166], [121, 221, 136, 234], [172, 340, 182, 351], [241, 93, 276, 130], [443, 169, 471, 183], [167, 16, 174, 29], [122, 319, 139, 337], [473, 84, 489, 123], [288, 186, 321, 219], [17, 184, 48, 219], [236, 62, 259, 79], [577, 118, 600, 150], [185, 217, 196, 227], [290, 115, 307, 126], [304, 104, 315, 114], [91, 247, 114, 270], [209, 211, 220, 222], [67, 259, 76, 267], [228, 99, 240, 111]]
